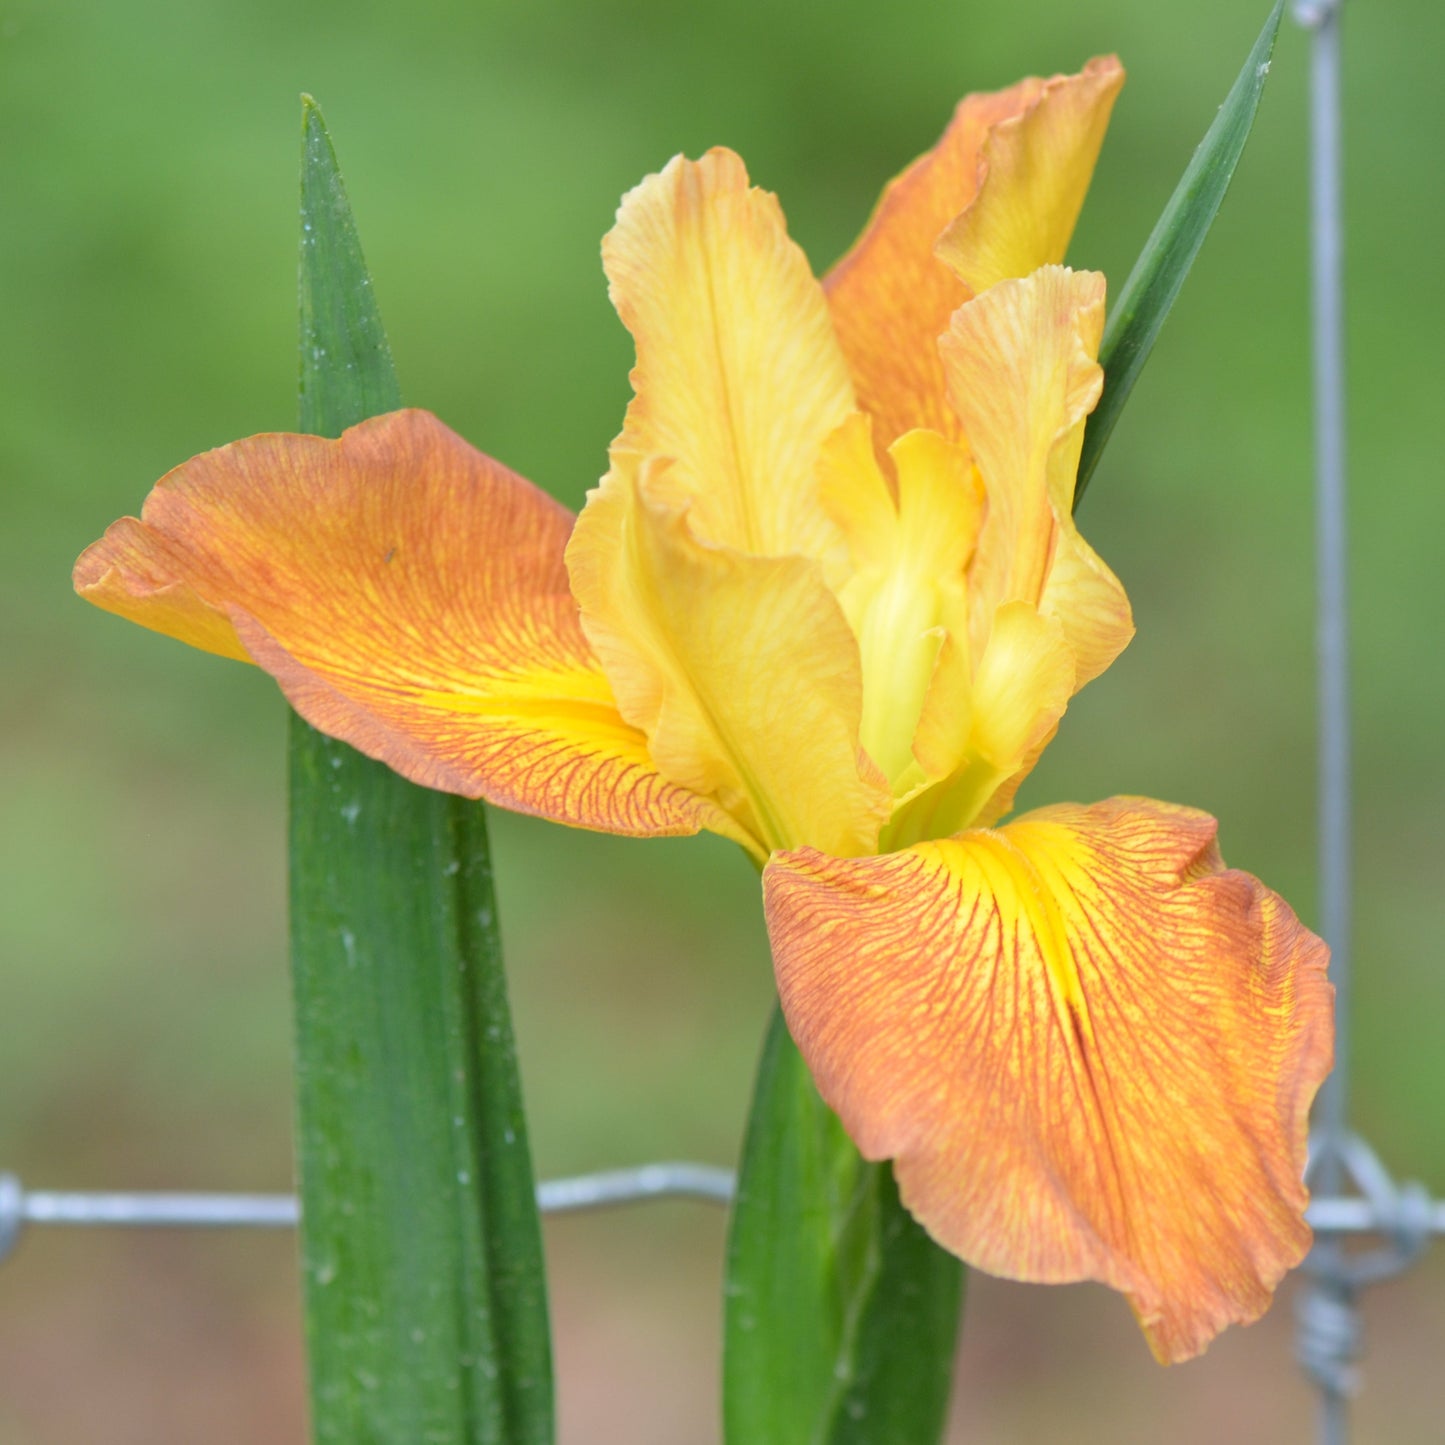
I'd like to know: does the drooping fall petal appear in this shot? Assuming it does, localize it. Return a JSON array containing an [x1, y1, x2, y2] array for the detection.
[[941, 264, 1133, 690], [75, 409, 724, 840], [936, 56, 1124, 296], [764, 797, 1333, 1363], [824, 58, 1122, 451], [567, 456, 889, 861], [603, 148, 854, 561]]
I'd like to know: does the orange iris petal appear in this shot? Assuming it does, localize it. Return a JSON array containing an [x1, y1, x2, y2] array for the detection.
[[936, 55, 1124, 296], [74, 409, 719, 839], [824, 77, 1042, 449], [764, 796, 1333, 1362], [824, 56, 1123, 451]]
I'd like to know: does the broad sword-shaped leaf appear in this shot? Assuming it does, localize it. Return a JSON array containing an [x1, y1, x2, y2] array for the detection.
[[289, 98, 553, 1445], [1076, 0, 1286, 506]]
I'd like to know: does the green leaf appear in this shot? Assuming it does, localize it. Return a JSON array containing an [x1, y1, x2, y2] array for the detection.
[[723, 1009, 964, 1445], [1075, 0, 1285, 508], [297, 97, 400, 431], [289, 97, 553, 1445]]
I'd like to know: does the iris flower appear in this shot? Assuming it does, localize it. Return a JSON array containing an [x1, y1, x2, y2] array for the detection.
[[76, 58, 1332, 1362]]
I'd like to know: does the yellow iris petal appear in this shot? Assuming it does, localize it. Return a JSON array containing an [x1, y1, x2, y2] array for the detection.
[[818, 416, 983, 793], [891, 600, 1075, 846], [567, 454, 889, 860], [943, 264, 1134, 695], [603, 147, 854, 562]]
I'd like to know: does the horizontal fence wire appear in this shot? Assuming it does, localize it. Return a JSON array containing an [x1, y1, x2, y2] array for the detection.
[[2, 1165, 1441, 1256], [0, 1164, 736, 1259]]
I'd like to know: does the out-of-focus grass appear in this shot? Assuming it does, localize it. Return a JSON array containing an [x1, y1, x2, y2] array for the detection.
[[3, 0, 1444, 1440]]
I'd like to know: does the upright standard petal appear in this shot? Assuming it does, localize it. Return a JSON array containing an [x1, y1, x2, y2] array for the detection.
[[824, 58, 1122, 450], [75, 409, 721, 839], [824, 75, 1045, 449], [885, 267, 1131, 841], [603, 148, 855, 561], [936, 56, 1124, 296], [765, 797, 1333, 1363], [941, 264, 1133, 689], [567, 457, 889, 861]]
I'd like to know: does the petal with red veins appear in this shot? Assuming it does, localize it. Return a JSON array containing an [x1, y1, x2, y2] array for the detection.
[[764, 796, 1333, 1362], [74, 408, 725, 840]]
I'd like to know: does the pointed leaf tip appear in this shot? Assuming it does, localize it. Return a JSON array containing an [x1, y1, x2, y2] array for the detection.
[[299, 95, 329, 149], [1074, 0, 1285, 509], [297, 99, 401, 435]]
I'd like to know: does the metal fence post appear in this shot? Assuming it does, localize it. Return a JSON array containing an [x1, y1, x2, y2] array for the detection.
[[1291, 3, 1358, 1439]]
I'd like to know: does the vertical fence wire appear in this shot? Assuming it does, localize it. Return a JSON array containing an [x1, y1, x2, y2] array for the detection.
[[1293, 2, 1355, 1441], [1299, 0, 1351, 1179]]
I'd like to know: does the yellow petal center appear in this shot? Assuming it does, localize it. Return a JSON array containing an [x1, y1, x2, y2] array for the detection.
[[818, 417, 983, 793]]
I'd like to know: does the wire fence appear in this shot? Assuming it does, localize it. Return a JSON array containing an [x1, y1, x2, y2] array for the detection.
[[2, 1161, 1441, 1248], [1284, 2, 1435, 1438], [4, 2, 1439, 1440], [0, 1164, 737, 1250]]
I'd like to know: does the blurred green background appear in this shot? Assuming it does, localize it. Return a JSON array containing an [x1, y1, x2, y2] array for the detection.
[[3, 0, 1442, 1439]]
